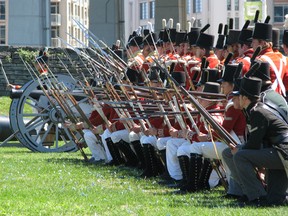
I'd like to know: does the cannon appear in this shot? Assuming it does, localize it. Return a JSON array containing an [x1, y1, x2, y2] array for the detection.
[[3, 74, 93, 153]]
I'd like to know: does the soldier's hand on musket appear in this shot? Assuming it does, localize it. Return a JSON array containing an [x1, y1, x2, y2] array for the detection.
[[91, 125, 103, 134], [169, 127, 178, 138], [197, 132, 210, 142], [143, 127, 156, 136], [131, 124, 141, 133], [107, 122, 117, 132], [75, 122, 84, 130], [148, 127, 158, 136]]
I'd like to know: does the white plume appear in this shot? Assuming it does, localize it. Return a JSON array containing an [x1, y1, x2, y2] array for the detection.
[[191, 17, 196, 27], [116, 40, 120, 47], [284, 14, 288, 29], [168, 18, 173, 28], [187, 21, 191, 32], [136, 26, 142, 35], [176, 23, 181, 32], [148, 21, 153, 32], [162, 19, 167, 29]]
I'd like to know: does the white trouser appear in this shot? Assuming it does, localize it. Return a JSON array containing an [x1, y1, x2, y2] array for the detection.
[[140, 135, 158, 147], [166, 138, 189, 180], [100, 129, 113, 162], [129, 131, 141, 142], [110, 129, 130, 143], [156, 137, 171, 151], [177, 141, 226, 160], [83, 129, 106, 161]]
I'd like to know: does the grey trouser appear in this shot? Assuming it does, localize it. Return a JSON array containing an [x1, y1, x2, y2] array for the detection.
[[223, 147, 288, 204]]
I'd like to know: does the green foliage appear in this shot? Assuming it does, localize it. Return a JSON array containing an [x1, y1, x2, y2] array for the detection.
[[0, 146, 287, 215], [16, 48, 38, 63], [4, 54, 12, 63], [0, 96, 11, 116]]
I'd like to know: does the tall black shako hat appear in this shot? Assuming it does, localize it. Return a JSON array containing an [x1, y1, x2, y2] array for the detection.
[[272, 28, 280, 50], [196, 24, 214, 50], [226, 30, 241, 45], [238, 20, 252, 45], [215, 24, 226, 49], [203, 82, 221, 94], [187, 27, 200, 46], [251, 19, 272, 42], [200, 82, 221, 99], [175, 32, 188, 46], [171, 71, 186, 86], [239, 76, 262, 98], [127, 31, 143, 48], [232, 78, 242, 96], [249, 61, 270, 82], [196, 69, 220, 86], [143, 29, 157, 46], [283, 30, 288, 46], [126, 68, 140, 84], [218, 64, 239, 83]]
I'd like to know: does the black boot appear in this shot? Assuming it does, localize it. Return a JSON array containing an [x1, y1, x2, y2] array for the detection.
[[105, 138, 125, 166], [140, 144, 160, 178], [180, 153, 203, 192], [178, 155, 190, 187], [198, 158, 213, 191], [158, 149, 171, 180], [131, 140, 145, 169], [117, 140, 139, 167]]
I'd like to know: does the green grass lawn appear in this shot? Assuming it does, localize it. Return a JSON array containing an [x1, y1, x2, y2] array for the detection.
[[0, 96, 11, 116], [0, 144, 287, 216], [0, 97, 287, 215]]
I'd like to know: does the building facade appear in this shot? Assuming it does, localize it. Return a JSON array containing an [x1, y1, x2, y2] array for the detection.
[[7, 0, 51, 46], [51, 0, 89, 48], [0, 0, 287, 48], [0, 0, 89, 47]]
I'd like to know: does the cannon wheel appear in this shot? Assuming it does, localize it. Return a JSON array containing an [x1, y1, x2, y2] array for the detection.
[[9, 74, 92, 152]]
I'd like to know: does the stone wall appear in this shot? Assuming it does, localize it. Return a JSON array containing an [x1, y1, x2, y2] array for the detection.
[[0, 46, 94, 96]]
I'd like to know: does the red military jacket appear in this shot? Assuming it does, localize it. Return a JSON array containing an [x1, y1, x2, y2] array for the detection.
[[207, 53, 220, 69], [89, 104, 112, 129], [236, 48, 253, 76], [187, 103, 224, 142], [257, 47, 286, 95], [219, 97, 246, 138]]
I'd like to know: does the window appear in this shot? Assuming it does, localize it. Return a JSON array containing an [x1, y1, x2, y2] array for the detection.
[[227, 0, 231, 11], [235, 0, 239, 11], [51, 2, 59, 14], [186, 0, 191, 14], [193, 0, 202, 13], [274, 5, 288, 23], [0, 1, 5, 20], [140, 2, 148, 20], [51, 26, 59, 38], [149, 1, 155, 19], [0, 25, 5, 44], [235, 17, 239, 29]]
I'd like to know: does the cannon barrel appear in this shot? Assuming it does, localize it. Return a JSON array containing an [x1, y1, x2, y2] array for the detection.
[[0, 116, 17, 141]]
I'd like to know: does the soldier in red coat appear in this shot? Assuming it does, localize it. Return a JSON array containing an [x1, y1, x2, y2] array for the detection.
[[251, 21, 287, 96]]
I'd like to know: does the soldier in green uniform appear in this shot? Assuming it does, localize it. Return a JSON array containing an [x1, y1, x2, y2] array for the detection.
[[223, 76, 288, 206]]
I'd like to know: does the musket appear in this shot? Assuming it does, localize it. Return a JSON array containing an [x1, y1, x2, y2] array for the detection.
[[20, 56, 89, 160], [154, 60, 238, 148]]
